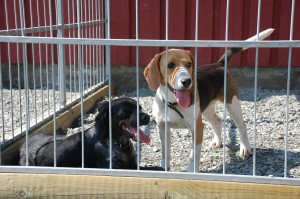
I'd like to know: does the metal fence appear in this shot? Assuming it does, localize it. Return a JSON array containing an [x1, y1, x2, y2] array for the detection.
[[0, 0, 107, 144], [0, 0, 300, 188]]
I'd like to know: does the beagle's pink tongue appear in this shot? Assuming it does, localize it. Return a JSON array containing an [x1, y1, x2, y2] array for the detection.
[[175, 90, 190, 108]]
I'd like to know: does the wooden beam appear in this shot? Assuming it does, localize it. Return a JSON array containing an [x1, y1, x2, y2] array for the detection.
[[1, 85, 115, 165], [0, 173, 299, 198]]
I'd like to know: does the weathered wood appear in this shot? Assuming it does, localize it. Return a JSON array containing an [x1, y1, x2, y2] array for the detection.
[[0, 173, 299, 199], [1, 85, 115, 165]]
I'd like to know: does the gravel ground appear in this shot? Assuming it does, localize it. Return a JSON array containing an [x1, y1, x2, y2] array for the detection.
[[1, 87, 300, 178], [120, 87, 300, 178]]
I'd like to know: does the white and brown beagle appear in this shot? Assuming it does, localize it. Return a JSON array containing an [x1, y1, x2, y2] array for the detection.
[[144, 28, 274, 172]]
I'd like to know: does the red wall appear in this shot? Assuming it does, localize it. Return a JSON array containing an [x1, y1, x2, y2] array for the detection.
[[110, 0, 300, 67], [1, 0, 300, 67]]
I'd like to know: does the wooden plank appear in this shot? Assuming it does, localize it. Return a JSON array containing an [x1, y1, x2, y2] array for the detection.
[[1, 85, 114, 165], [0, 173, 299, 198]]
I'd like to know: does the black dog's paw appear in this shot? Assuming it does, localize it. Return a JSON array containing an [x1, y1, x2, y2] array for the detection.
[[140, 166, 165, 171]]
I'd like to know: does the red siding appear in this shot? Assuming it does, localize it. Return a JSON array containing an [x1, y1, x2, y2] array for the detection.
[[0, 0, 299, 67], [110, 0, 300, 67]]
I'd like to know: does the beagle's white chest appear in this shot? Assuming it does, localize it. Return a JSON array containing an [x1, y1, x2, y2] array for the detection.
[[152, 92, 199, 130]]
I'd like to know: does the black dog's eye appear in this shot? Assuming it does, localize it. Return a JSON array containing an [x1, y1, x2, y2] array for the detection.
[[168, 62, 176, 69], [186, 62, 192, 68]]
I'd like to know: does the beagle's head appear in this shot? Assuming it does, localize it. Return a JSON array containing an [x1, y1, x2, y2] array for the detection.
[[144, 49, 195, 108]]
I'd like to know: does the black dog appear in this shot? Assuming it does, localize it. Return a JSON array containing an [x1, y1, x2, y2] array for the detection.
[[19, 97, 159, 169]]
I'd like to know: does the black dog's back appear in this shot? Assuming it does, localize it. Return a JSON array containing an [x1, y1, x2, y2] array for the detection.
[[19, 131, 85, 167]]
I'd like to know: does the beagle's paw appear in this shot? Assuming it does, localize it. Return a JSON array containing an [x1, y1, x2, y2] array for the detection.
[[210, 137, 222, 149], [239, 144, 252, 157]]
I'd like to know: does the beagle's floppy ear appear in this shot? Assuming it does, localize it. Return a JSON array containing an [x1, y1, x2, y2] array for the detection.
[[143, 53, 162, 91], [185, 50, 195, 67]]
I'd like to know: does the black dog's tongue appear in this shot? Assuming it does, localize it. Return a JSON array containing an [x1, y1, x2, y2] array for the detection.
[[128, 126, 150, 144]]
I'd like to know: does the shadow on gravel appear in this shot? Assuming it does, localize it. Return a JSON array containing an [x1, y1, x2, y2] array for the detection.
[[200, 121, 300, 178]]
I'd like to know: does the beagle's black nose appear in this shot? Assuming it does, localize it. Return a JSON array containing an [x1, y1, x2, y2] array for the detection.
[[181, 77, 191, 88]]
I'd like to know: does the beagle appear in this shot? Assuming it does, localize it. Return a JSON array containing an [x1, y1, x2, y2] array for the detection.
[[144, 28, 274, 172]]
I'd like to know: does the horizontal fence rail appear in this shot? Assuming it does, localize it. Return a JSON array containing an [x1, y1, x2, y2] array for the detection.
[[1, 37, 300, 48]]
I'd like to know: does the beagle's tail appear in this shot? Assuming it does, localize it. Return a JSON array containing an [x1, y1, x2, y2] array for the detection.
[[217, 28, 274, 65]]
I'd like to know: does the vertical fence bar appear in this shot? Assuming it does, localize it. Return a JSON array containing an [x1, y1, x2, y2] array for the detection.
[[95, 0, 99, 85], [37, 0, 44, 121], [88, 0, 92, 89], [101, 0, 105, 83], [104, 0, 112, 169], [67, 0, 73, 102], [76, 0, 85, 168], [72, 0, 77, 99], [164, 0, 169, 172], [92, 0, 96, 86], [29, 0, 37, 125], [222, 0, 230, 175], [13, 0, 23, 135], [193, 0, 199, 173], [42, 0, 50, 117], [48, 0, 57, 167], [84, 0, 88, 93], [135, 0, 140, 170], [0, 45, 3, 166], [4, 0, 15, 138], [57, 0, 66, 107], [253, 0, 262, 176], [0, 46, 4, 146], [97, 0, 101, 85], [284, 0, 295, 178], [19, 0, 30, 166]]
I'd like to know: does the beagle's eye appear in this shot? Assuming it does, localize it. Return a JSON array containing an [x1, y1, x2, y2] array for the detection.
[[167, 62, 176, 69], [186, 62, 192, 68]]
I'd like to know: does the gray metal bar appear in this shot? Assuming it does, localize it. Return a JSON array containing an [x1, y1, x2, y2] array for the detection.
[[101, 0, 106, 83], [57, 0, 66, 107], [164, 0, 169, 172], [135, 0, 140, 170], [48, 0, 57, 167], [0, 20, 105, 36], [72, 0, 77, 99], [4, 0, 15, 138], [0, 166, 299, 186], [88, 0, 92, 90], [0, 36, 299, 48], [36, 0, 44, 121], [193, 0, 199, 173], [67, 0, 73, 102], [284, 0, 295, 178], [253, 0, 262, 176], [19, 0, 30, 166], [77, 0, 85, 168], [0, 44, 4, 145], [104, 0, 113, 170], [43, 0, 50, 117], [29, 0, 38, 125], [222, 0, 230, 175]]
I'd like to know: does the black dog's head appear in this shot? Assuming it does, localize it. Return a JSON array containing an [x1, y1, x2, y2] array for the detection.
[[96, 98, 151, 144]]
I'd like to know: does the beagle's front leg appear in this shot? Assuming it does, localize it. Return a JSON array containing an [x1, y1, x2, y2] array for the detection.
[[187, 115, 204, 172], [158, 122, 171, 171]]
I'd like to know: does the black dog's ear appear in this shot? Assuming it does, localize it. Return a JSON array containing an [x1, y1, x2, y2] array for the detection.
[[95, 101, 110, 132], [98, 100, 109, 113]]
